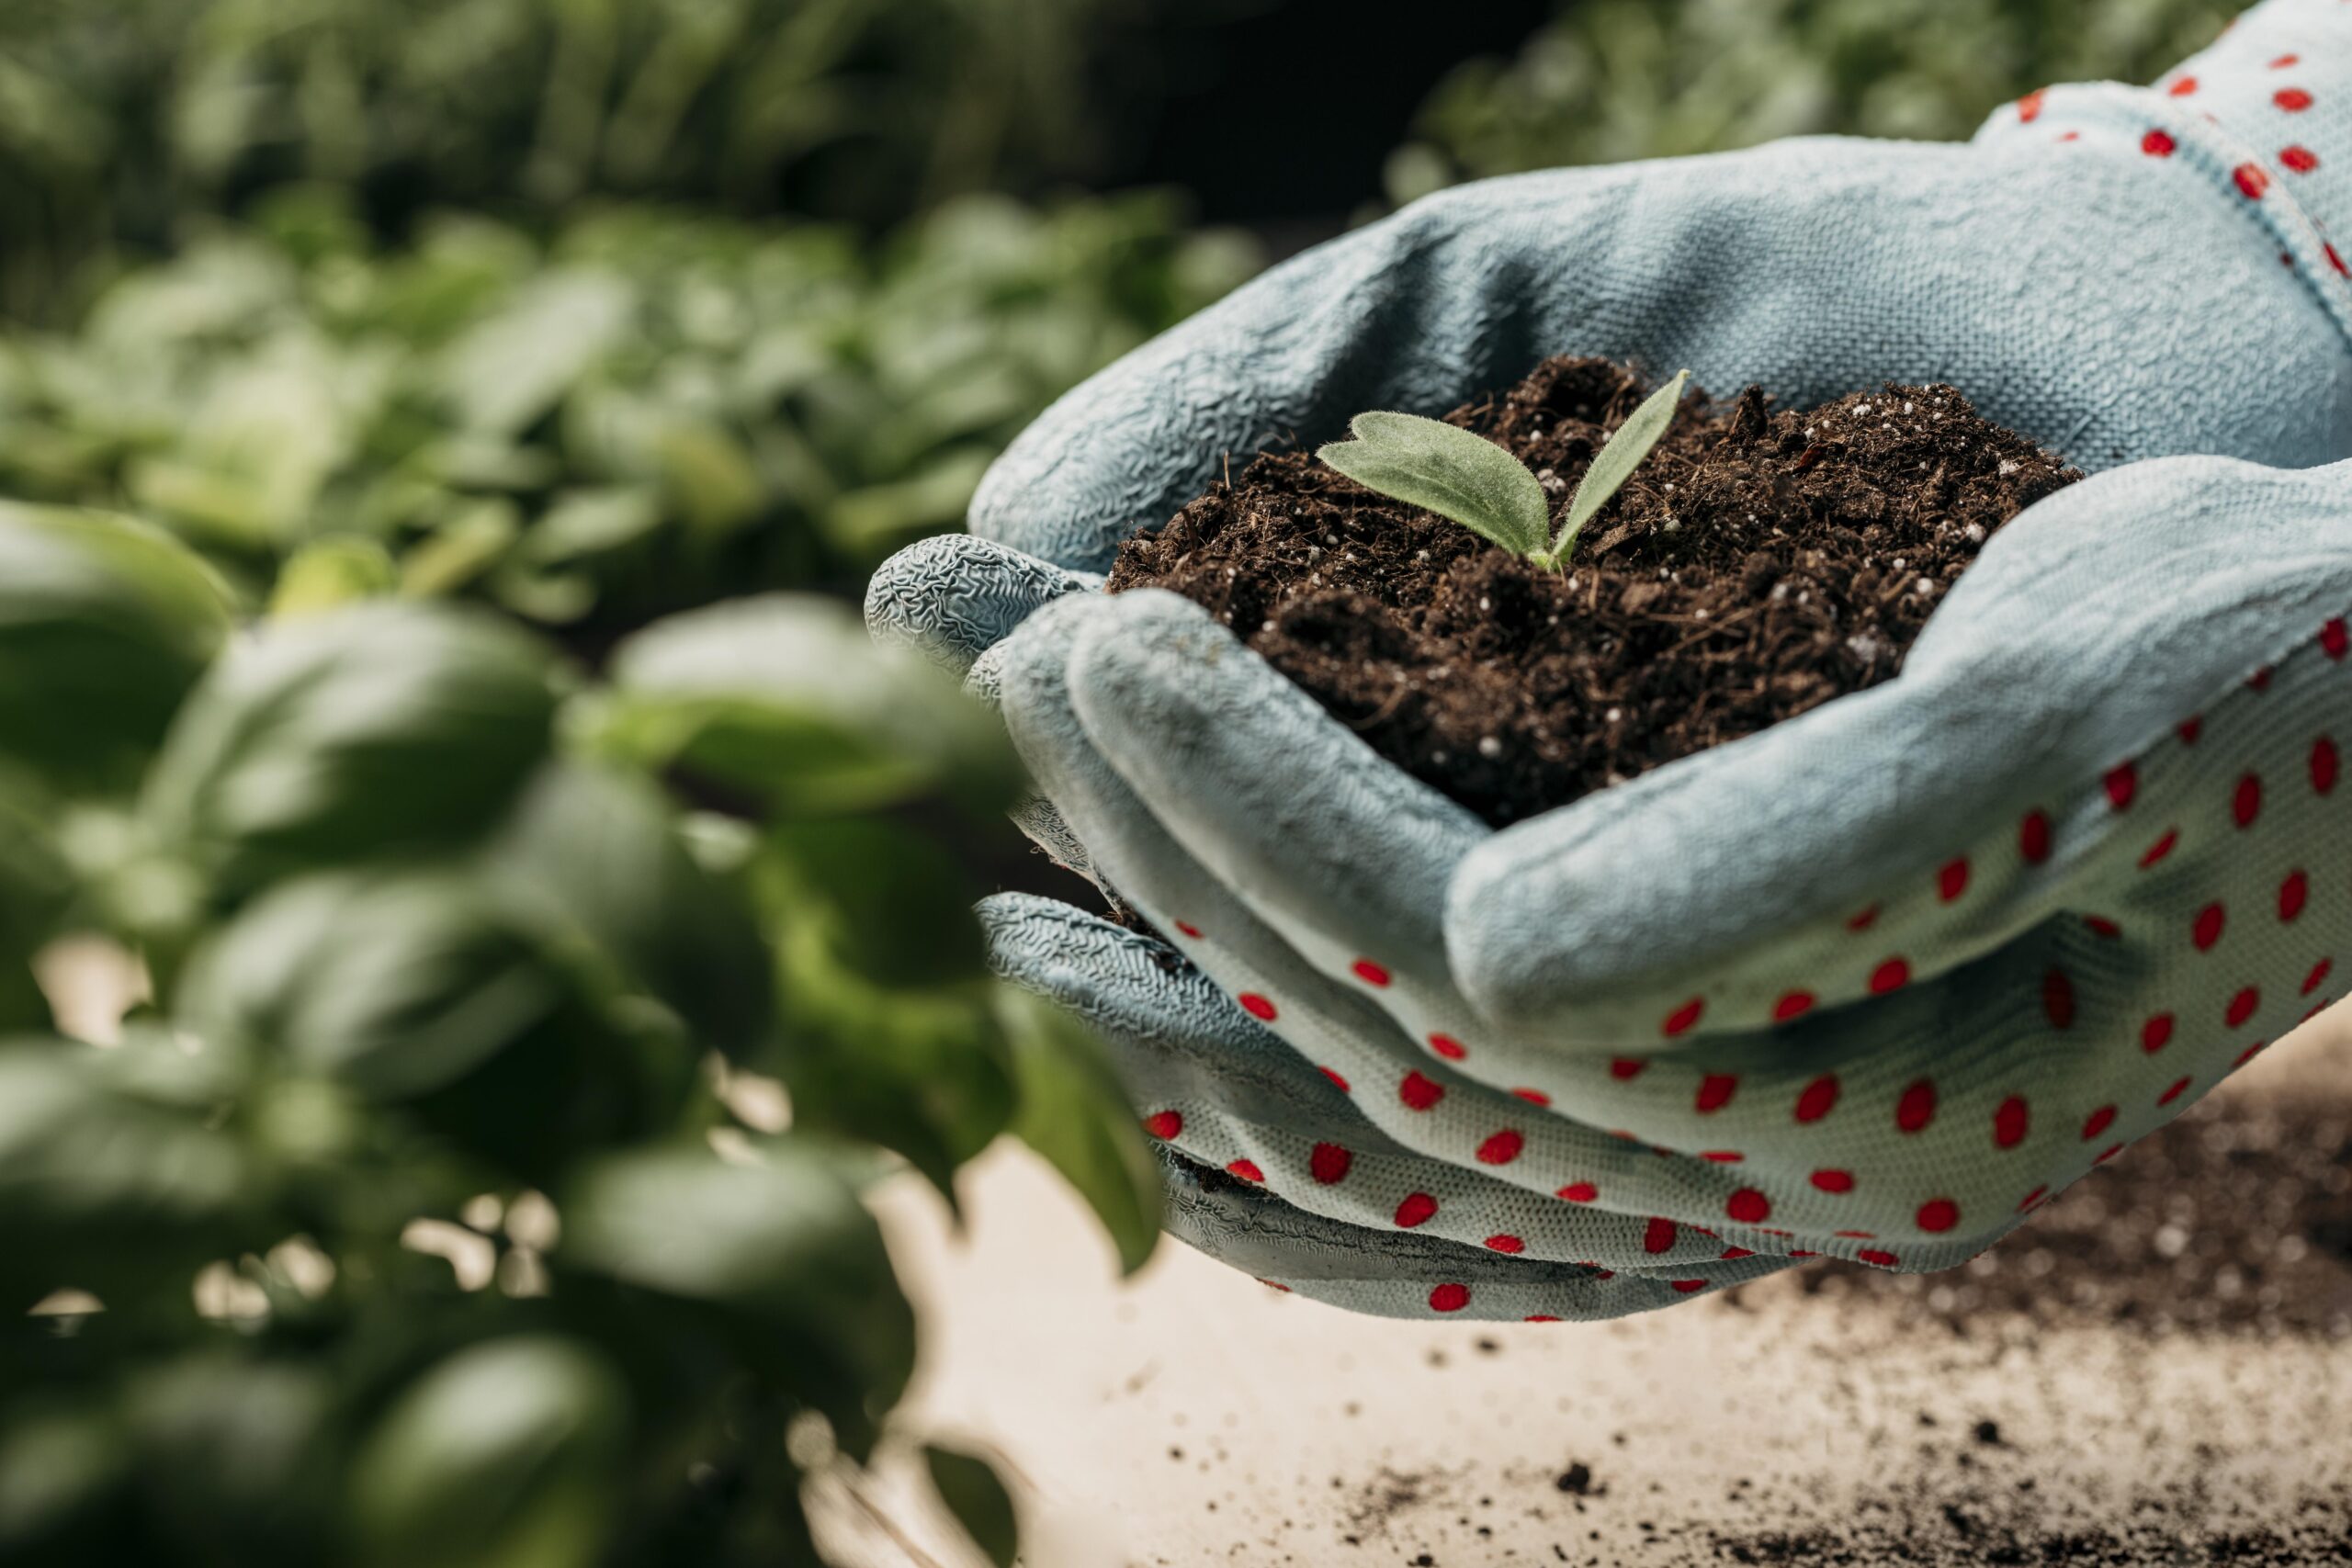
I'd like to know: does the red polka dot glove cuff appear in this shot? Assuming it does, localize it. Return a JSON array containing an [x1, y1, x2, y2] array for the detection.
[[1984, 0, 2352, 299]]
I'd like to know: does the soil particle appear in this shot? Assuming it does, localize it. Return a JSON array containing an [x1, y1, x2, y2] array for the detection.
[[1107, 355, 2078, 826]]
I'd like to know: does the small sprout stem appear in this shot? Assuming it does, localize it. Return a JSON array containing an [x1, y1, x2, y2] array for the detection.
[[1317, 368, 1690, 572]]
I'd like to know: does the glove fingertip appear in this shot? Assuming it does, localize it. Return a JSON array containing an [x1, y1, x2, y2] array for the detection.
[[863, 533, 1099, 677]]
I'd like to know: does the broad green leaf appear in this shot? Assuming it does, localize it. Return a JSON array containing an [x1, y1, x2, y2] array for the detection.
[[0, 777, 66, 1032], [760, 818, 1011, 1193], [0, 1043, 254, 1303], [560, 1143, 915, 1459], [822, 448, 994, 557], [268, 535, 396, 619], [514, 488, 662, 570], [398, 499, 522, 599], [348, 1337, 626, 1568], [140, 602, 558, 890], [763, 820, 984, 992], [175, 866, 684, 1179], [592, 593, 1019, 815], [177, 872, 563, 1100], [774, 976, 1016, 1202], [997, 987, 1160, 1276], [485, 763, 773, 1060], [1555, 368, 1690, 563], [128, 1357, 334, 1555], [1317, 412, 1551, 558], [0, 1406, 128, 1559], [437, 269, 632, 436], [0, 504, 234, 792], [925, 1445, 1019, 1568], [655, 421, 763, 539]]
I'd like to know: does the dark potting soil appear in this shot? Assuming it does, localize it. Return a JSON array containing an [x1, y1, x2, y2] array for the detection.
[[1105, 356, 2081, 826]]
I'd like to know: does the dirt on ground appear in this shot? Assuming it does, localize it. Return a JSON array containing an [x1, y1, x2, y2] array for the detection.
[[842, 1014, 2352, 1568]]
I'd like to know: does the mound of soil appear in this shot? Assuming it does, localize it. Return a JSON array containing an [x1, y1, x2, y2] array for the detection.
[[1106, 356, 2079, 826]]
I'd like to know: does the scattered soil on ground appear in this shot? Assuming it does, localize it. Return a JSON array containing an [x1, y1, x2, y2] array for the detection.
[[1107, 355, 2079, 826]]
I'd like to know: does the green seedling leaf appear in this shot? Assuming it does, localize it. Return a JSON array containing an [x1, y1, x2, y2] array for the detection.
[[925, 1445, 1020, 1568], [1552, 368, 1690, 565], [1317, 412, 1550, 558]]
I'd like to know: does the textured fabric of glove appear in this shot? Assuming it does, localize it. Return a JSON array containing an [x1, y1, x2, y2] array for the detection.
[[866, 0, 2352, 1319]]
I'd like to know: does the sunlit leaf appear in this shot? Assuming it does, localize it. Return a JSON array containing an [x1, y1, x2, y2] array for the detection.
[[177, 871, 562, 1100], [269, 536, 397, 619], [560, 1143, 915, 1459], [485, 762, 773, 1060], [348, 1337, 627, 1568], [591, 593, 1019, 814], [0, 504, 234, 791], [0, 1043, 254, 1303], [141, 602, 557, 890]]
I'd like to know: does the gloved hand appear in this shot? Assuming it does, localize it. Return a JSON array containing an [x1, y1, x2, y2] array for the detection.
[[867, 0, 2352, 1319]]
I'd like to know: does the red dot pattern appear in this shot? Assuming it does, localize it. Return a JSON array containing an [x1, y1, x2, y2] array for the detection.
[[1476, 1130, 1523, 1166], [1163, 599, 2352, 1315]]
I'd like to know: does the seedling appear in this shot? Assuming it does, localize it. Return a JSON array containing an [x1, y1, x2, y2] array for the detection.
[[1317, 368, 1690, 571]]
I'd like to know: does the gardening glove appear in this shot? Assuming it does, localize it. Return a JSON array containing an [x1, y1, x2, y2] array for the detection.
[[867, 0, 2352, 1320]]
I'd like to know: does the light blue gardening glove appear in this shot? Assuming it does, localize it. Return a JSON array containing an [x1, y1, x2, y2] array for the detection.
[[869, 0, 2352, 1320]]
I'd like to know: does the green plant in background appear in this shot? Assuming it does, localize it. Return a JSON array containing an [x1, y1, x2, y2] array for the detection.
[[0, 503, 1160, 1567], [0, 187, 1258, 635], [1386, 0, 2236, 201], [1317, 369, 1687, 570], [0, 0, 1159, 320]]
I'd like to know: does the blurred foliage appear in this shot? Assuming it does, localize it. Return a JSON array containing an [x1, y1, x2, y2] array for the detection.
[[0, 186, 1258, 634], [0, 0, 1160, 319], [0, 509, 1161, 1566], [1388, 0, 2238, 200]]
